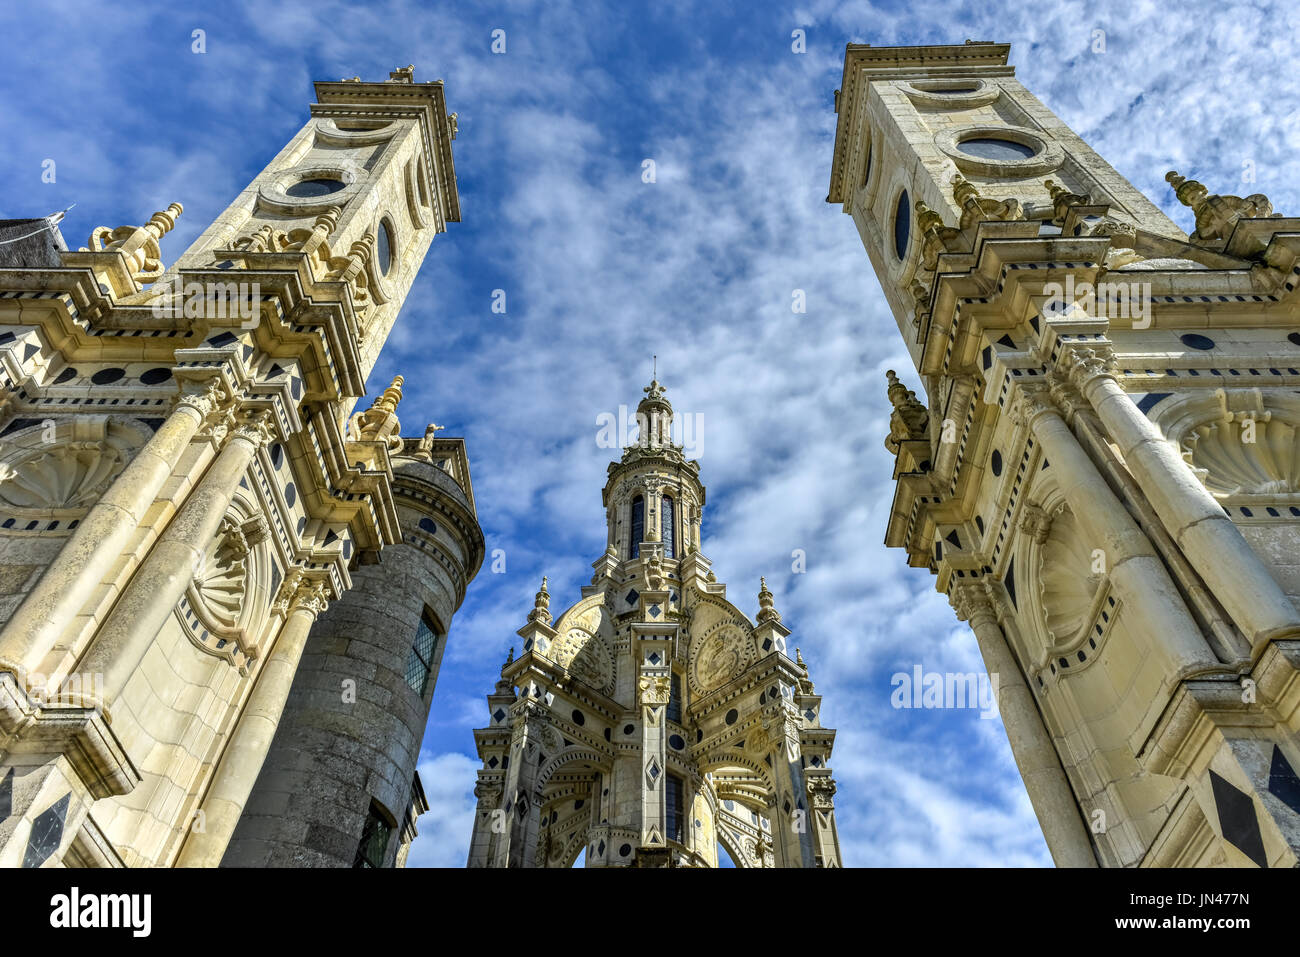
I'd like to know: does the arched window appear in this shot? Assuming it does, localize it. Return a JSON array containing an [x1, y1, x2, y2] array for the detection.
[[630, 496, 644, 559], [662, 495, 675, 558]]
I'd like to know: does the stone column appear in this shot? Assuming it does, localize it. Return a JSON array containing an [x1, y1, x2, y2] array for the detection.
[[763, 702, 816, 868], [0, 379, 230, 677], [75, 409, 273, 708], [466, 780, 504, 867], [805, 776, 842, 867], [175, 572, 328, 867], [637, 661, 671, 849], [493, 697, 546, 868], [950, 581, 1098, 867], [1016, 388, 1217, 676], [1068, 348, 1300, 649]]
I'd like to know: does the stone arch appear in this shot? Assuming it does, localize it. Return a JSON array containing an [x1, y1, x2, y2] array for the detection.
[[716, 823, 754, 869], [535, 746, 611, 794], [697, 748, 776, 794]]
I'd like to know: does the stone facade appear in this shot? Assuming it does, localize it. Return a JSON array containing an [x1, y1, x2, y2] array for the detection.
[[829, 41, 1300, 867], [0, 67, 481, 868], [466, 381, 842, 868]]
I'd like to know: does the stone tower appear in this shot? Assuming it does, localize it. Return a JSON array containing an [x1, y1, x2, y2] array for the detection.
[[828, 41, 1300, 867], [0, 67, 481, 868], [466, 380, 842, 868]]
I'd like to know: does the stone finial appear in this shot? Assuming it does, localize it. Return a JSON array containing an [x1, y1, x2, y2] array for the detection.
[[952, 174, 1023, 227], [529, 577, 552, 625], [1165, 170, 1274, 244], [389, 64, 415, 83], [757, 577, 781, 623], [915, 201, 967, 269], [82, 202, 184, 285], [885, 370, 930, 454], [1043, 179, 1090, 225], [448, 112, 459, 140], [910, 279, 930, 329], [795, 647, 806, 669], [347, 375, 404, 451]]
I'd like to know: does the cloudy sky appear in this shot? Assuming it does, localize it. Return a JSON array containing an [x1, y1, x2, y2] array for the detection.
[[4, 0, 1298, 867]]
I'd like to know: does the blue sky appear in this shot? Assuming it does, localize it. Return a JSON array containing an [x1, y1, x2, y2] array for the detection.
[[4, 0, 1299, 867]]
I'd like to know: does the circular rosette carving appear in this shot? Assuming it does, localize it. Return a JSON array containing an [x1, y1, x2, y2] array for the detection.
[[692, 623, 749, 694], [1181, 414, 1300, 497], [550, 626, 613, 694], [0, 444, 125, 514], [1036, 507, 1100, 646]]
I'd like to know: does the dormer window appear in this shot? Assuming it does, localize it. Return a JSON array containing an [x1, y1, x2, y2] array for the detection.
[[630, 495, 644, 559]]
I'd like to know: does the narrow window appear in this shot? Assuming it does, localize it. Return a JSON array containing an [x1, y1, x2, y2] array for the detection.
[[630, 496, 644, 559], [662, 495, 674, 558], [353, 802, 393, 868], [666, 774, 684, 844], [404, 609, 439, 697], [667, 671, 682, 724]]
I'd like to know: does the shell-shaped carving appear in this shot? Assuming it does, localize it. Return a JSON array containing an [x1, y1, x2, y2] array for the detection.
[[188, 519, 253, 638], [1181, 415, 1300, 496], [1037, 507, 1100, 645], [0, 444, 123, 512]]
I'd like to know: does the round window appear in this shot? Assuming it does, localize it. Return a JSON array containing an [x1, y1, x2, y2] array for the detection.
[[285, 177, 347, 198], [377, 218, 395, 276], [893, 190, 911, 260], [957, 138, 1037, 161]]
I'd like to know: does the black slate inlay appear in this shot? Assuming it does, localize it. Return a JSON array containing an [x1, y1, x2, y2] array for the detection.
[[1137, 392, 1172, 413], [1267, 745, 1300, 816], [0, 767, 12, 820], [1210, 770, 1267, 867], [22, 793, 70, 868], [624, 589, 639, 605], [1004, 556, 1017, 609]]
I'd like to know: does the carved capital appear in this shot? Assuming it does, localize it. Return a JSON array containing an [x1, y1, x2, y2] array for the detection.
[[234, 408, 276, 449], [273, 568, 329, 618], [949, 581, 997, 628], [1063, 345, 1117, 392], [1009, 387, 1059, 431]]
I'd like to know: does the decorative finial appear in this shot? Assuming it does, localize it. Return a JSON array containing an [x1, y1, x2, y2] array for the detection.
[[796, 647, 806, 669], [82, 202, 184, 285], [528, 576, 552, 625], [346, 374, 404, 450], [1165, 170, 1274, 243], [757, 577, 781, 623], [506, 646, 514, 665]]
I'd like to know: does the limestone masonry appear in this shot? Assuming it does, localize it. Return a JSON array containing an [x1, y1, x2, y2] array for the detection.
[[466, 379, 842, 867], [828, 41, 1300, 866], [0, 66, 480, 868]]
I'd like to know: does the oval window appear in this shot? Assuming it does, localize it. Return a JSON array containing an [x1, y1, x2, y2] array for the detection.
[[377, 218, 394, 276], [893, 190, 911, 260], [285, 177, 347, 198], [957, 137, 1037, 161]]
